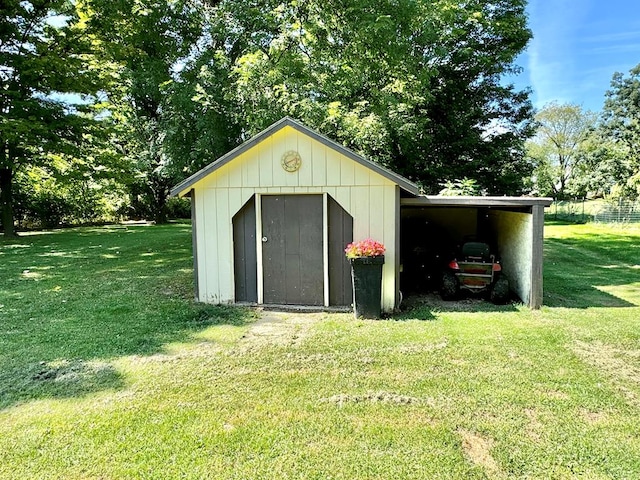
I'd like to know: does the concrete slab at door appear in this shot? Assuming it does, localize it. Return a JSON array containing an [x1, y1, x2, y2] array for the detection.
[[262, 195, 324, 305]]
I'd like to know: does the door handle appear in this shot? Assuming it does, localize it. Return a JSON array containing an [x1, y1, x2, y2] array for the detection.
[[262, 237, 268, 242]]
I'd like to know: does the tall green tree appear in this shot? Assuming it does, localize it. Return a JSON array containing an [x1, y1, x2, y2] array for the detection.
[[567, 130, 629, 200], [160, 1, 244, 178], [86, 0, 206, 223], [416, 0, 534, 194], [2, 0, 535, 232], [44, 0, 532, 225], [527, 103, 597, 200], [601, 64, 640, 199], [0, 0, 102, 236], [199, 0, 534, 194]]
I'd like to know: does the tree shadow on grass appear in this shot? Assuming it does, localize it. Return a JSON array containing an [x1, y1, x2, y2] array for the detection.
[[544, 234, 639, 309], [6, 359, 125, 408], [0, 304, 256, 410], [0, 225, 257, 410]]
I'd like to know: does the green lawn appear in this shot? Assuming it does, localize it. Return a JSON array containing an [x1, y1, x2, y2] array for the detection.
[[1, 223, 639, 479]]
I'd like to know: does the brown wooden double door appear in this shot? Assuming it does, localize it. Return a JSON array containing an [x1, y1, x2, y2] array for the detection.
[[232, 194, 352, 306], [262, 195, 324, 305]]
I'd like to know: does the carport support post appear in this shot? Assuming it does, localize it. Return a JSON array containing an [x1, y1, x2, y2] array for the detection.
[[395, 186, 401, 309], [530, 205, 545, 309]]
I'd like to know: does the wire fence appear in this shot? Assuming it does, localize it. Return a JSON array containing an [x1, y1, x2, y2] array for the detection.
[[547, 199, 640, 224]]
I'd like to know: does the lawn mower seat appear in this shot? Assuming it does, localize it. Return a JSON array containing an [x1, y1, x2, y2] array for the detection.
[[462, 242, 491, 261]]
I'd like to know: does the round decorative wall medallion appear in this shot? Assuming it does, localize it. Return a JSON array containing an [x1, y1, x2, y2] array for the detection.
[[281, 150, 302, 172]]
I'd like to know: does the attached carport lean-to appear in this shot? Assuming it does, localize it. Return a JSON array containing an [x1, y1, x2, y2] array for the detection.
[[399, 196, 552, 309]]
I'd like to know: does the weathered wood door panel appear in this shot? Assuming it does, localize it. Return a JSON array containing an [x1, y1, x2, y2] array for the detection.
[[232, 196, 257, 302], [328, 196, 353, 306], [261, 195, 324, 305]]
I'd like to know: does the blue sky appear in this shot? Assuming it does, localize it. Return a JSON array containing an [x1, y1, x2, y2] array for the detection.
[[508, 0, 640, 112]]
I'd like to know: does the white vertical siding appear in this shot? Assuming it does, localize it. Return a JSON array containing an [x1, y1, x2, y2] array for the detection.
[[194, 189, 207, 300], [227, 158, 242, 188], [258, 137, 273, 187], [297, 133, 314, 187], [340, 157, 355, 185], [332, 187, 351, 216], [369, 186, 385, 237], [192, 126, 400, 311], [325, 147, 341, 186], [270, 131, 294, 187], [351, 187, 371, 239], [200, 188, 217, 302], [215, 164, 229, 188], [215, 189, 233, 303], [312, 143, 327, 187]]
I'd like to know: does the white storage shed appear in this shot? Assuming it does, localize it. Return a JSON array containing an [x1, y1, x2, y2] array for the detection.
[[170, 117, 552, 311]]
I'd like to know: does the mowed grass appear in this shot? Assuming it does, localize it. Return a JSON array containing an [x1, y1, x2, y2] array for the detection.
[[1, 223, 639, 479]]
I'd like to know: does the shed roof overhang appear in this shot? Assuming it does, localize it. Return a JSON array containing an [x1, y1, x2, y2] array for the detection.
[[170, 116, 421, 198], [401, 196, 553, 208]]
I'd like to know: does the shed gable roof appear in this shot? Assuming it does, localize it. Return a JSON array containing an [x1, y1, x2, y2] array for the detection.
[[170, 116, 420, 197]]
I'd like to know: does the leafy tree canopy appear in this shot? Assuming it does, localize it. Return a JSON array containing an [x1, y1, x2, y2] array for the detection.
[[526, 103, 597, 200], [601, 64, 640, 199], [198, 0, 535, 194], [3, 0, 536, 231], [84, 0, 210, 223], [1, 0, 105, 235]]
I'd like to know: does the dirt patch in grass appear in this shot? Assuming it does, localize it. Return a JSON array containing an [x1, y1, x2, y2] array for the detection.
[[459, 429, 501, 476], [524, 408, 543, 442], [572, 340, 640, 405], [580, 408, 608, 425], [130, 341, 223, 364], [274, 340, 449, 372], [545, 390, 570, 400], [319, 391, 424, 406], [356, 340, 449, 356], [0, 359, 124, 409], [400, 293, 518, 314], [237, 311, 322, 350]]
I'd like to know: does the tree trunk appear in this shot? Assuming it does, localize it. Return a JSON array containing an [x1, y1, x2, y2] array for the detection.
[[149, 172, 169, 224], [0, 167, 17, 237], [153, 190, 168, 224]]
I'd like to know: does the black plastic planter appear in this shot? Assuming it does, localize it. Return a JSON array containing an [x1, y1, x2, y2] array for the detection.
[[349, 255, 384, 319]]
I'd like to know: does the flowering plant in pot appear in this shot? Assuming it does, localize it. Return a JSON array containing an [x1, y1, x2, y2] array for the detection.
[[345, 238, 386, 259], [345, 239, 385, 318]]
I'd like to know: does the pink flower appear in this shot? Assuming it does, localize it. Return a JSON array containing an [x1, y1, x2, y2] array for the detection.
[[345, 239, 386, 258]]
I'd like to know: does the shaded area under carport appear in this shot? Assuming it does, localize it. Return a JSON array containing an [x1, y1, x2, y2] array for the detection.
[[399, 196, 551, 308]]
